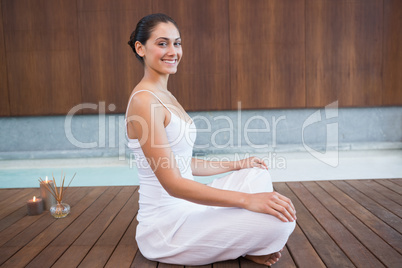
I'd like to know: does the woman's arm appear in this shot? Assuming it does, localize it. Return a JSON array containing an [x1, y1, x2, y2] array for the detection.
[[127, 93, 295, 222], [191, 156, 269, 176]]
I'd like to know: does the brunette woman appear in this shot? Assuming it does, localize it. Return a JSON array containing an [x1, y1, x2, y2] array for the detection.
[[126, 13, 296, 266]]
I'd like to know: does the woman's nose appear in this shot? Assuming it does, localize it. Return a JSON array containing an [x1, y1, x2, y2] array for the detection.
[[167, 44, 176, 55]]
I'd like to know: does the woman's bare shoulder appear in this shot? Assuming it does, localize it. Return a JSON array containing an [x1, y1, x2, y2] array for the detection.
[[129, 88, 157, 105], [127, 88, 162, 118]]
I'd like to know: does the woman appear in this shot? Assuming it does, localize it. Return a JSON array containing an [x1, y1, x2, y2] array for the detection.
[[126, 13, 296, 266]]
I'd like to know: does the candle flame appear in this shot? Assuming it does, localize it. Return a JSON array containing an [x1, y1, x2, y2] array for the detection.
[[33, 196, 36, 202], [45, 176, 48, 183]]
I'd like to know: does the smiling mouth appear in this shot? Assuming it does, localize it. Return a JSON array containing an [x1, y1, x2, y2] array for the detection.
[[162, 59, 177, 64]]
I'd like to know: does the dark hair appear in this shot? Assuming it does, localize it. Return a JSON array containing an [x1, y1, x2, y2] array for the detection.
[[128, 13, 180, 63]]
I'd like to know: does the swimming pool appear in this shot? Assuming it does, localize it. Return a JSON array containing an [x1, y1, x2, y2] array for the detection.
[[1, 150, 401, 188], [0, 157, 224, 188]]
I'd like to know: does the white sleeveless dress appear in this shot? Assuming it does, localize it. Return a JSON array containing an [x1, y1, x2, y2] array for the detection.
[[125, 90, 295, 265]]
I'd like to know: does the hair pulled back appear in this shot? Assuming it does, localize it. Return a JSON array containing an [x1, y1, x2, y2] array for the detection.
[[128, 13, 180, 63]]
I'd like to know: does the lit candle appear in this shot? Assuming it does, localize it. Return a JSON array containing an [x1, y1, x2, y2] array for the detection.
[[40, 176, 57, 210], [27, 196, 43, 216]]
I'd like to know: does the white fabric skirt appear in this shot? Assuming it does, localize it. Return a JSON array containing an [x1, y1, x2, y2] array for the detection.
[[136, 168, 296, 265]]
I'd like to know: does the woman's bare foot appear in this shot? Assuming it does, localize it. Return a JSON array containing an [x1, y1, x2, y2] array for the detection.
[[245, 250, 282, 266]]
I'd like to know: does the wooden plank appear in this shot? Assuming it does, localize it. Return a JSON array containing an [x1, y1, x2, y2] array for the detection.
[[23, 186, 113, 268], [104, 216, 139, 267], [1, 180, 400, 267], [287, 181, 384, 267], [0, 206, 48, 248], [332, 180, 402, 234], [78, 187, 139, 267], [0, 187, 90, 267], [375, 179, 402, 195], [0, 189, 22, 203], [0, 206, 27, 233], [306, 0, 383, 107], [158, 263, 184, 268], [0, 190, 55, 248], [274, 182, 351, 268], [284, 224, 324, 268], [77, 0, 150, 114], [212, 259, 239, 267], [229, 0, 305, 110], [0, 188, 38, 219], [347, 180, 402, 217], [51, 186, 133, 267], [360, 180, 402, 205], [3, 0, 81, 116], [0, 0, 10, 116], [0, 188, 38, 210], [0, 188, 88, 248], [153, 0, 231, 111], [303, 181, 401, 267], [318, 181, 402, 254], [185, 265, 212, 268], [391, 179, 402, 187], [382, 0, 402, 106], [0, 189, 37, 233], [130, 250, 157, 268]]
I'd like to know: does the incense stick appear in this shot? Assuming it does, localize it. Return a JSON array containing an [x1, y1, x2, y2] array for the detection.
[[38, 172, 76, 203]]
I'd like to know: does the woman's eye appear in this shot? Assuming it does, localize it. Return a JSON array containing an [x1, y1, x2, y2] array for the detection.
[[158, 42, 167, 47], [174, 42, 181, 46]]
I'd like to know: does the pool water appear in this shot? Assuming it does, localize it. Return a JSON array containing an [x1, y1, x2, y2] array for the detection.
[[0, 166, 138, 188], [0, 157, 225, 188], [1, 150, 401, 188]]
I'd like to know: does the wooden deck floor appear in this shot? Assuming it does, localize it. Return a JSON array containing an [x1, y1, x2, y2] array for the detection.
[[0, 179, 401, 267]]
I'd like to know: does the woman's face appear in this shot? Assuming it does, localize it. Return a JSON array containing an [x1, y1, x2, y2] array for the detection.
[[139, 22, 182, 75]]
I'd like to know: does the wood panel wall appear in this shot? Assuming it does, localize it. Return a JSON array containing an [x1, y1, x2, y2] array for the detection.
[[0, 1, 9, 116], [153, 0, 231, 111], [0, 0, 401, 116], [230, 0, 306, 109], [383, 0, 402, 105], [2, 0, 82, 116], [306, 0, 383, 107], [77, 0, 150, 114]]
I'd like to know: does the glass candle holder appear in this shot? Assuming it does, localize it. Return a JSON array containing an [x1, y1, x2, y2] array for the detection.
[[50, 202, 70, 219]]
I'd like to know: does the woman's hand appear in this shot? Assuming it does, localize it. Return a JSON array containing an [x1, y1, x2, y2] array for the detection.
[[237, 156, 268, 170], [243, 192, 297, 222]]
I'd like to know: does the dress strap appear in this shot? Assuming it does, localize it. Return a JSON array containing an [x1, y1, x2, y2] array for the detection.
[[125, 89, 173, 141], [125, 90, 174, 121]]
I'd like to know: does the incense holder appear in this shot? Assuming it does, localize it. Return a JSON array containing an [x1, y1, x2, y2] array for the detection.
[[50, 202, 70, 219]]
